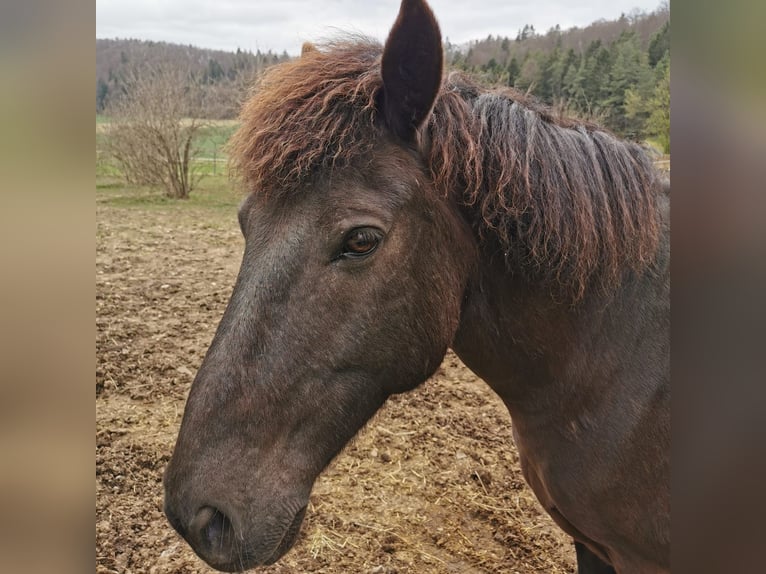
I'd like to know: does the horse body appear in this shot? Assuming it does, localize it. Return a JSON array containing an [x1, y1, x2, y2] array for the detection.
[[164, 1, 670, 572]]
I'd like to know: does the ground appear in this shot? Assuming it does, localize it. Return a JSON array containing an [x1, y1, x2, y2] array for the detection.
[[95, 181, 575, 573]]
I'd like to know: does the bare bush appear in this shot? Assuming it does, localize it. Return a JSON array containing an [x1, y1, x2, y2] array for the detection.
[[104, 65, 207, 199]]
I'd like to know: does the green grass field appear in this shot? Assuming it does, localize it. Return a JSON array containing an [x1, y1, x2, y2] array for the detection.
[[96, 117, 241, 183], [195, 120, 239, 158], [96, 172, 242, 211]]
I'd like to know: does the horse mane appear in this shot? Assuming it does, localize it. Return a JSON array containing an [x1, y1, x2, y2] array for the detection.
[[229, 40, 662, 300], [428, 73, 662, 298]]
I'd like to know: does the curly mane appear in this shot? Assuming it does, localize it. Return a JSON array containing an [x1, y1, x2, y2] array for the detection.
[[228, 40, 384, 195]]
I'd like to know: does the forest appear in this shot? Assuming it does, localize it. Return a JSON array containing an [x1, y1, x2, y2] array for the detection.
[[96, 39, 291, 120], [448, 3, 669, 150], [96, 3, 669, 151]]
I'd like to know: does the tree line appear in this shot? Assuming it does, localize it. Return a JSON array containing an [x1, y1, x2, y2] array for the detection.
[[447, 4, 669, 151], [96, 39, 291, 119]]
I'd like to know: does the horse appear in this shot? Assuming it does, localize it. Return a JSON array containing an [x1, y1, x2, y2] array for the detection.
[[163, 1, 670, 572]]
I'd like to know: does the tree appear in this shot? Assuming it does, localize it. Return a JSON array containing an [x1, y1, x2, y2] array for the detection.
[[516, 53, 540, 94], [483, 57, 499, 72], [96, 78, 109, 112], [567, 40, 612, 117], [603, 32, 653, 136], [104, 65, 207, 199], [204, 58, 224, 83], [648, 21, 670, 68], [622, 53, 669, 149], [517, 24, 536, 41], [507, 56, 521, 87], [646, 57, 670, 152]]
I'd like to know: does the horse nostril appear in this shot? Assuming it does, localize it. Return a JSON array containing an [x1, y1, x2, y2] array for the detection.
[[191, 506, 232, 551]]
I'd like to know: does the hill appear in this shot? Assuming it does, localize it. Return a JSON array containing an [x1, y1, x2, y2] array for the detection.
[[96, 39, 290, 118]]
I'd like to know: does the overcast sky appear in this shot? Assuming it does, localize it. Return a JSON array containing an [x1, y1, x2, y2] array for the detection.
[[96, 0, 663, 55]]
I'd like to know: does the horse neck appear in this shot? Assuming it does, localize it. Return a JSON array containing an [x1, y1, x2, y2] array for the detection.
[[452, 258, 581, 413], [451, 231, 669, 425]]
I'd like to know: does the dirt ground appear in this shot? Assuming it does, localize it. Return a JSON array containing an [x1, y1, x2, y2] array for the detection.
[[96, 189, 575, 573]]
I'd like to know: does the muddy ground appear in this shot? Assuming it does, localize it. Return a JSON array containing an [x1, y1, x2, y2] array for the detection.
[[96, 187, 575, 573]]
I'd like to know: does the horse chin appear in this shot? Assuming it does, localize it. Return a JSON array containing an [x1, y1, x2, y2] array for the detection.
[[262, 504, 308, 565]]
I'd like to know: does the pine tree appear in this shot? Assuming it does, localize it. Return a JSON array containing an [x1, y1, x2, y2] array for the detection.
[[204, 58, 224, 83], [646, 56, 670, 152], [96, 78, 110, 112], [537, 48, 562, 102], [568, 40, 612, 118], [507, 57, 521, 87], [604, 31, 652, 136], [648, 21, 670, 68]]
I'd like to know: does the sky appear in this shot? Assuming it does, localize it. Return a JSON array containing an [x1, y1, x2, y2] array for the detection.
[[96, 0, 663, 56]]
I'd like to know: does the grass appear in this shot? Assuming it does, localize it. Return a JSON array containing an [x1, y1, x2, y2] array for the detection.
[[96, 116, 239, 178], [96, 173, 242, 211], [95, 117, 239, 202], [195, 121, 239, 159], [96, 116, 238, 154]]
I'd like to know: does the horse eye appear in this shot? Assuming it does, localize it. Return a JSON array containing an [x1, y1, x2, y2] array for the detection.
[[342, 228, 381, 257]]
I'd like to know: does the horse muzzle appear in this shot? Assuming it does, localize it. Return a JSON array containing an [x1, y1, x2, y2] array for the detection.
[[164, 494, 308, 571]]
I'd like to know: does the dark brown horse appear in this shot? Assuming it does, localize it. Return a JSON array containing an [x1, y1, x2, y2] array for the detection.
[[164, 1, 670, 572]]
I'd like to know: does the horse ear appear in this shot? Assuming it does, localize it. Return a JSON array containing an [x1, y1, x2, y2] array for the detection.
[[380, 0, 443, 142], [301, 42, 316, 56]]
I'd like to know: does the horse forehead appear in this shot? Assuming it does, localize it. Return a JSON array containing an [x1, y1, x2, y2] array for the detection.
[[245, 177, 414, 224], [321, 154, 426, 212]]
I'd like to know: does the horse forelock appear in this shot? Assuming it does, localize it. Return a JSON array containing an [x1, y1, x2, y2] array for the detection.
[[228, 39, 384, 197], [230, 40, 663, 301]]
